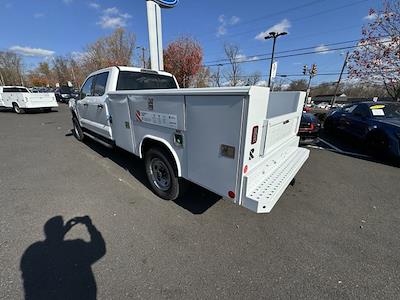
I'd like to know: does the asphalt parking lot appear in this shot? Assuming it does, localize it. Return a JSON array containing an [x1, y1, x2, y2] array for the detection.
[[1, 105, 400, 299]]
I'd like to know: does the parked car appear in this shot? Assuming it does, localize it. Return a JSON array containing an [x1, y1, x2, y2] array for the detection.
[[298, 112, 321, 139], [55, 86, 78, 103], [0, 86, 58, 113], [324, 102, 400, 158]]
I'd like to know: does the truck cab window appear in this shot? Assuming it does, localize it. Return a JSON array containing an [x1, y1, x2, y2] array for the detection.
[[80, 76, 94, 99], [93, 72, 109, 96], [116, 71, 177, 91]]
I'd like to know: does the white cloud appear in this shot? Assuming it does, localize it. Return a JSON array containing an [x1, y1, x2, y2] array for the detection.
[[97, 7, 131, 29], [315, 44, 334, 54], [364, 13, 378, 20], [9, 46, 55, 57], [255, 19, 291, 40], [71, 51, 89, 61], [236, 54, 259, 63], [216, 14, 240, 37], [229, 16, 240, 25], [34, 13, 45, 18], [89, 2, 100, 9]]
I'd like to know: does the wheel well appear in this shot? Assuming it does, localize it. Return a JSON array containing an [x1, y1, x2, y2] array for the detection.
[[141, 138, 179, 176]]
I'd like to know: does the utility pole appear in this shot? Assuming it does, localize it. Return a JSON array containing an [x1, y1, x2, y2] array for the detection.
[[331, 51, 349, 106], [265, 31, 287, 88], [136, 47, 147, 68], [216, 63, 223, 87], [303, 64, 317, 104]]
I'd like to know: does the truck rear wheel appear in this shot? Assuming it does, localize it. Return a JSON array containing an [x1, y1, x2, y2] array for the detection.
[[144, 148, 181, 200], [13, 103, 24, 114]]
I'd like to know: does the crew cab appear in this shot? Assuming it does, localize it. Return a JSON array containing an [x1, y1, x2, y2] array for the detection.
[[70, 66, 309, 213], [0, 86, 58, 113]]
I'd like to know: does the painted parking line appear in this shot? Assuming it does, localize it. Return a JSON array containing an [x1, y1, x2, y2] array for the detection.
[[309, 138, 372, 159]]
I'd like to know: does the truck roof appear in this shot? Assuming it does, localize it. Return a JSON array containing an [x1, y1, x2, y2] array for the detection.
[[90, 66, 174, 78]]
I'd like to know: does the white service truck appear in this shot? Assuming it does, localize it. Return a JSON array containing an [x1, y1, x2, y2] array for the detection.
[[69, 66, 309, 213], [0, 86, 58, 113]]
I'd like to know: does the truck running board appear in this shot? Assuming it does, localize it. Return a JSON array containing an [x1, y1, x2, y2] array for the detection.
[[242, 147, 310, 213], [83, 130, 115, 149]]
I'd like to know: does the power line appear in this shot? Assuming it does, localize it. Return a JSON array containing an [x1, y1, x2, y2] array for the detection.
[[205, 38, 362, 64], [204, 37, 393, 67]]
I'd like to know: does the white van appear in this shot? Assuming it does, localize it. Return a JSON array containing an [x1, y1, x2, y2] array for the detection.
[[0, 86, 58, 113]]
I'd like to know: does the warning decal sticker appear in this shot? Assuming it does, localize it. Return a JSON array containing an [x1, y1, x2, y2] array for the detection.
[[137, 110, 178, 129]]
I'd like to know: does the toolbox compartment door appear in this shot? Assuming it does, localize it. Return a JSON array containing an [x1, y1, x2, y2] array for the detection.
[[185, 95, 244, 198]]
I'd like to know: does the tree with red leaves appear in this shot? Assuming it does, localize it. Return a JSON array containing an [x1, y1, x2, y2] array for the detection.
[[348, 0, 400, 101], [164, 37, 203, 88]]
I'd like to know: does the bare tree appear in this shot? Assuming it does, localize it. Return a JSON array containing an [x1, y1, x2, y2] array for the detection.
[[246, 71, 262, 86], [191, 67, 211, 88], [0, 51, 24, 85], [53, 56, 71, 85], [83, 28, 136, 73], [224, 44, 242, 86], [286, 79, 308, 91]]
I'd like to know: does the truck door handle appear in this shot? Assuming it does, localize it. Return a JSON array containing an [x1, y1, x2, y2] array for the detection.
[[83, 103, 88, 107], [98, 104, 104, 109]]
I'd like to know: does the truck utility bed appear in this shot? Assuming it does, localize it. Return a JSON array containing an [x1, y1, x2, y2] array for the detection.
[[106, 86, 309, 213]]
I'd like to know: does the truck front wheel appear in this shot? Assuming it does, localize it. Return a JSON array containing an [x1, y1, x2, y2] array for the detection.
[[145, 148, 181, 200], [72, 117, 85, 141]]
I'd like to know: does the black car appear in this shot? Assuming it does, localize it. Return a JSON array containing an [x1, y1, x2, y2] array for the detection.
[[324, 102, 400, 158], [55, 86, 78, 103], [298, 112, 321, 139]]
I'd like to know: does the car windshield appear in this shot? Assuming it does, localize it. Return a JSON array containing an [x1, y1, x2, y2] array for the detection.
[[369, 103, 400, 118], [60, 86, 72, 93]]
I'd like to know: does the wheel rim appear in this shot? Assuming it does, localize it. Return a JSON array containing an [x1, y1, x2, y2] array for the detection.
[[149, 158, 171, 191], [14, 105, 20, 113], [73, 122, 80, 137]]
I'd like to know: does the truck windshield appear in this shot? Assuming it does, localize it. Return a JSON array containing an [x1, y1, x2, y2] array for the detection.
[[116, 71, 177, 90]]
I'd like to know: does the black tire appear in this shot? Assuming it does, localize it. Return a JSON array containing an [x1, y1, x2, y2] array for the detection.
[[366, 131, 388, 157], [13, 103, 24, 114], [43, 108, 52, 113], [144, 148, 183, 200], [72, 117, 85, 141]]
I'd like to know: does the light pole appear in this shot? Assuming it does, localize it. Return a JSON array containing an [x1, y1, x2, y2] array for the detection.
[[216, 63, 223, 87], [265, 31, 287, 88], [136, 46, 147, 68]]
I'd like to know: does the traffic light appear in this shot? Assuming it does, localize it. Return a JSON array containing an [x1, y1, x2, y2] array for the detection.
[[303, 65, 307, 75], [311, 64, 317, 75]]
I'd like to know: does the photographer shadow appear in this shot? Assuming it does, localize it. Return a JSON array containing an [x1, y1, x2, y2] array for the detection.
[[20, 216, 106, 300]]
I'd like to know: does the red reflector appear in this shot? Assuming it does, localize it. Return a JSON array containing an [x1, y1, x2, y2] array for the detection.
[[228, 191, 235, 199], [251, 126, 259, 144], [310, 123, 314, 130], [244, 165, 248, 174]]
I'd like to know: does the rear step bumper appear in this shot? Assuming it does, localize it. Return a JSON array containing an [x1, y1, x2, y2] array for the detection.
[[241, 147, 310, 213]]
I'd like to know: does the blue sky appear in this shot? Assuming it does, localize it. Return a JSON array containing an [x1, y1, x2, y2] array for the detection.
[[0, 0, 382, 85]]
